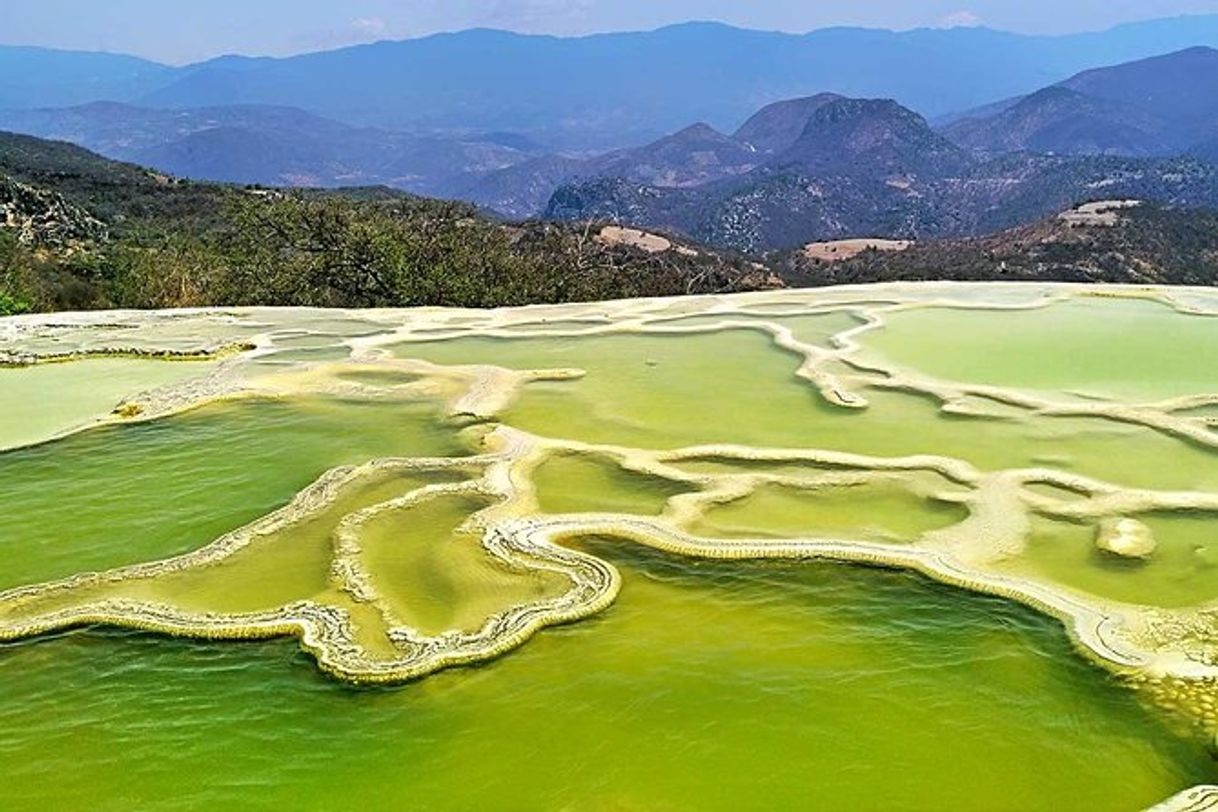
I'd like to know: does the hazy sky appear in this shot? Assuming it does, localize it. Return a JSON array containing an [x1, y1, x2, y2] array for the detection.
[[2, 0, 1217, 64]]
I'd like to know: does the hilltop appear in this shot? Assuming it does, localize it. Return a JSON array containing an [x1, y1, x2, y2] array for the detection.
[[8, 17, 1218, 149]]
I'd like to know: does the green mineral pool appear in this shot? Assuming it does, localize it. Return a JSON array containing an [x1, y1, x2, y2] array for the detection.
[[2, 283, 1218, 811]]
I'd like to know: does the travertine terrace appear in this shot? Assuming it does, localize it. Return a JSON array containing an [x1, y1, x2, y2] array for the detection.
[[4, 283, 1218, 809]]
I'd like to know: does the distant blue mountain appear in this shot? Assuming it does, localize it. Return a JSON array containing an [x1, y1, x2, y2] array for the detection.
[[0, 46, 173, 109], [139, 19, 1218, 147], [0, 102, 533, 195], [7, 17, 1218, 150], [945, 47, 1218, 157]]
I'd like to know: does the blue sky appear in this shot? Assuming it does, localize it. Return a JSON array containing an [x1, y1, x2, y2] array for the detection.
[[2, 0, 1217, 63]]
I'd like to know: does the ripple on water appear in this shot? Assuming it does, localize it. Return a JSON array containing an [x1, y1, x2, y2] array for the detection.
[[0, 554, 1212, 811]]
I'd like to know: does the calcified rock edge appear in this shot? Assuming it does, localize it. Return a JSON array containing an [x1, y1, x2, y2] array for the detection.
[[4, 283, 1218, 810]]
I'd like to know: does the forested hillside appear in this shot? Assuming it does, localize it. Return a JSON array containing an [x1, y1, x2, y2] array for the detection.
[[0, 132, 766, 314]]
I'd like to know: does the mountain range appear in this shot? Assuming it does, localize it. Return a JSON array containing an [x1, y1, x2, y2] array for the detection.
[[525, 46, 1218, 250], [5, 127, 1217, 318], [533, 46, 1218, 251], [7, 16, 1218, 150], [7, 20, 1218, 254], [0, 102, 538, 197]]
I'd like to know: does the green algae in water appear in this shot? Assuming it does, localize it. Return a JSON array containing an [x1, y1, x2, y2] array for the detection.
[[8, 290, 1218, 809], [0, 357, 217, 450], [392, 330, 1218, 492], [533, 452, 688, 515], [357, 493, 570, 636], [1003, 513, 1218, 608], [0, 550, 1212, 811], [687, 481, 969, 541], [862, 297, 1218, 400], [333, 368, 423, 387], [21, 467, 474, 618], [0, 397, 467, 592], [648, 310, 861, 346]]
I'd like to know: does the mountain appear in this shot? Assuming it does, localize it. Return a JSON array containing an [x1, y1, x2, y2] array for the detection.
[[771, 98, 971, 177], [462, 121, 761, 217], [943, 47, 1218, 157], [0, 103, 534, 196], [135, 125, 332, 186], [779, 200, 1218, 288], [733, 94, 845, 154], [467, 93, 884, 217], [0, 47, 172, 109], [544, 96, 1218, 252], [589, 123, 758, 187], [7, 128, 1218, 319], [0, 101, 762, 214], [945, 86, 1171, 156], [136, 20, 1218, 147], [130, 19, 1218, 147], [0, 102, 364, 160], [8, 16, 1218, 150], [459, 155, 587, 219], [543, 98, 969, 250], [1059, 46, 1218, 132], [10, 23, 1218, 247], [0, 128, 255, 234]]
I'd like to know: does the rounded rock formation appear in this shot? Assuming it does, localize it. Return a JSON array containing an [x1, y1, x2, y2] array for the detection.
[[1095, 517, 1157, 560]]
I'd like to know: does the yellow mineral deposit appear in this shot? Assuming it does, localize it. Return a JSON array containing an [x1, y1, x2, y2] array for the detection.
[[1097, 518, 1158, 560]]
